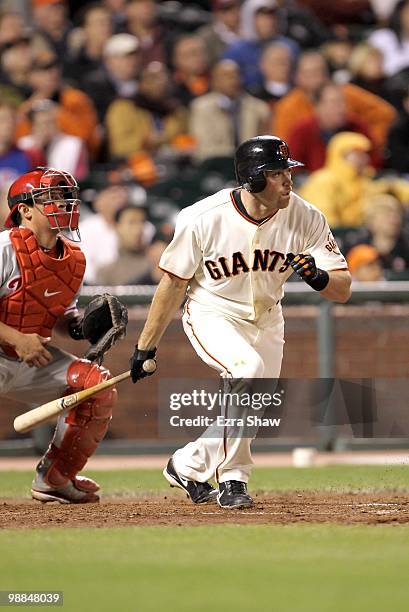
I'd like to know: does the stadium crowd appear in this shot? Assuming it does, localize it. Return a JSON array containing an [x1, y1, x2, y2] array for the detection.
[[1, 0, 409, 284]]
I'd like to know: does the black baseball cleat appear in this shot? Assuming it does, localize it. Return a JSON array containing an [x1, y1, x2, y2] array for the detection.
[[217, 480, 253, 509], [163, 458, 218, 504]]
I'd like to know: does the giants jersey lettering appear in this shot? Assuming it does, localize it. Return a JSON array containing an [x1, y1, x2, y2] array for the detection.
[[160, 189, 347, 320]]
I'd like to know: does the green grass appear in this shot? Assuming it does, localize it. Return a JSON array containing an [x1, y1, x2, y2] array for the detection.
[[2, 466, 409, 612], [1, 464, 409, 498], [1, 525, 409, 612]]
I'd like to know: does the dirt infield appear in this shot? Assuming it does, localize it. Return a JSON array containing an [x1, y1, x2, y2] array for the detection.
[[2, 492, 409, 528]]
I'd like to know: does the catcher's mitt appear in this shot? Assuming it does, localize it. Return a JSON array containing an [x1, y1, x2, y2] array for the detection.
[[82, 294, 128, 363]]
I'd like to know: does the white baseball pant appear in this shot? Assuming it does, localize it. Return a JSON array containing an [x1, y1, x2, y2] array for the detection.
[[172, 299, 284, 484]]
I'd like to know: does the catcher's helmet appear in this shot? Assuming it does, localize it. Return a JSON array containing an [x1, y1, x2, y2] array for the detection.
[[6, 167, 81, 240], [234, 135, 304, 193]]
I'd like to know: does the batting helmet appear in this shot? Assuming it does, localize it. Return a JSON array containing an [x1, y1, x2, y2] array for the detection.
[[5, 167, 81, 240], [234, 135, 304, 193]]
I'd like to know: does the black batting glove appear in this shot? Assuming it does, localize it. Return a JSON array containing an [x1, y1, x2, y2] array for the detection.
[[130, 346, 157, 383], [287, 253, 329, 291]]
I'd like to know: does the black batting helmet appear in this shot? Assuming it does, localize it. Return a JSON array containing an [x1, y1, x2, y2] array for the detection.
[[234, 135, 304, 193]]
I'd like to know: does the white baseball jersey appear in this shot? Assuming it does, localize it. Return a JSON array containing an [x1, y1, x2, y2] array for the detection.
[[160, 188, 347, 320], [0, 229, 79, 315]]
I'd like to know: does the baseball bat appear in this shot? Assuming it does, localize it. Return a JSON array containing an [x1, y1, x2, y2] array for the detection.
[[13, 359, 157, 434]]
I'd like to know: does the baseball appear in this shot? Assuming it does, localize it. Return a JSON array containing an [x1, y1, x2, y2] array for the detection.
[[292, 447, 316, 468], [143, 359, 157, 373]]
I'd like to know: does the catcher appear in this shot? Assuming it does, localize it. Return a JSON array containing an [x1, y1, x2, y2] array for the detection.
[[0, 167, 127, 504]]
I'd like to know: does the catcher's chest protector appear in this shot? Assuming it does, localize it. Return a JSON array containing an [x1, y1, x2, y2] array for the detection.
[[0, 228, 85, 356]]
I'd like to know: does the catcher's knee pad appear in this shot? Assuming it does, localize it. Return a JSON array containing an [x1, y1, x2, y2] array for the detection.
[[42, 360, 117, 487], [66, 359, 115, 403]]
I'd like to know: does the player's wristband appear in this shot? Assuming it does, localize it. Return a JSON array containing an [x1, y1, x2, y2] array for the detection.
[[134, 346, 157, 361], [305, 269, 329, 291], [68, 317, 84, 340]]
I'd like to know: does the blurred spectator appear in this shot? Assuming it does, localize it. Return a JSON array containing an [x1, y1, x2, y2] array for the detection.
[[0, 102, 38, 224], [132, 232, 169, 284], [368, 0, 409, 76], [0, 37, 32, 101], [15, 52, 100, 155], [300, 131, 409, 227], [79, 184, 129, 283], [276, 0, 330, 49], [348, 43, 396, 102], [249, 41, 293, 105], [104, 0, 127, 30], [296, 0, 374, 26], [17, 99, 89, 180], [64, 3, 113, 85], [321, 35, 354, 84], [125, 0, 167, 66], [273, 51, 396, 152], [94, 205, 150, 284], [369, 0, 401, 22], [84, 33, 141, 121], [347, 244, 384, 281], [32, 0, 72, 58], [171, 34, 210, 107], [287, 82, 373, 172], [106, 61, 188, 159], [386, 85, 409, 173], [363, 194, 409, 273], [196, 0, 242, 67], [301, 131, 373, 227], [223, 0, 298, 89], [0, 11, 25, 46], [190, 59, 270, 161], [0, 103, 37, 188]]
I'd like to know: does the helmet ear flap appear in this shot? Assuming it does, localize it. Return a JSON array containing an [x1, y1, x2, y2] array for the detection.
[[244, 173, 267, 193]]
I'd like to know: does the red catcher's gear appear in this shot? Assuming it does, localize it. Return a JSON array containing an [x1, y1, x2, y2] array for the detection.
[[37, 359, 117, 488], [0, 227, 85, 357], [5, 167, 81, 240]]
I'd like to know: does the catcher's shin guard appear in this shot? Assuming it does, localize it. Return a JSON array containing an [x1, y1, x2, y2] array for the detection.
[[36, 359, 117, 489]]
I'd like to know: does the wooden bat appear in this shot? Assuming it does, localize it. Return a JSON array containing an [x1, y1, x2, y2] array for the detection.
[[13, 359, 157, 434]]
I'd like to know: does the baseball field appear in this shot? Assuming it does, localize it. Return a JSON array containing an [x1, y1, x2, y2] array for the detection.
[[1, 463, 409, 611]]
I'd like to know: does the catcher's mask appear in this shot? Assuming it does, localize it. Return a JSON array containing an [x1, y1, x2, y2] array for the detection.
[[6, 167, 81, 241]]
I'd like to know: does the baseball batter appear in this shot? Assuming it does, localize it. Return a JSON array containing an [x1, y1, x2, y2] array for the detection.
[[0, 167, 126, 504], [130, 136, 351, 509]]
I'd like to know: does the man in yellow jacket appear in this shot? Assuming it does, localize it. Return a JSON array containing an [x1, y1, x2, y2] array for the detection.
[[300, 131, 409, 228]]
